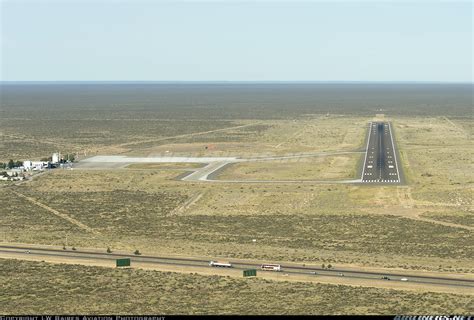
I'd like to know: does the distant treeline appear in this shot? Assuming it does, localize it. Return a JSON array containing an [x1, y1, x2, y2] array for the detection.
[[1, 83, 472, 119]]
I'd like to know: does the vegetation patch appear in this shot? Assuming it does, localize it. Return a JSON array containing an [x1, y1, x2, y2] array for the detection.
[[421, 211, 474, 228], [1, 259, 472, 314], [17, 189, 189, 234]]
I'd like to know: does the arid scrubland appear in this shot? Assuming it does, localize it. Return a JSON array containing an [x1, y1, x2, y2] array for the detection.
[[1, 83, 472, 314], [1, 259, 472, 314], [2, 115, 472, 273]]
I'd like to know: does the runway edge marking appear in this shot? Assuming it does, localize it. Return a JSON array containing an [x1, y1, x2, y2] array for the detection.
[[361, 121, 372, 181], [388, 122, 401, 183]]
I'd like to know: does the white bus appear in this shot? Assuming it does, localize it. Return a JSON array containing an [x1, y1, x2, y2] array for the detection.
[[209, 261, 232, 268], [260, 264, 281, 272]]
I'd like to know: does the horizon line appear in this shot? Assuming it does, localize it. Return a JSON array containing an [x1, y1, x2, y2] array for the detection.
[[1, 80, 472, 84]]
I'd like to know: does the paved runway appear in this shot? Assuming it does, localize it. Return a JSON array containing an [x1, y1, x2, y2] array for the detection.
[[74, 122, 403, 185], [361, 122, 401, 184]]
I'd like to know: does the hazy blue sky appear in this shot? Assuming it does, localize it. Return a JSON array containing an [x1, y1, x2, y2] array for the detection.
[[1, 0, 472, 82]]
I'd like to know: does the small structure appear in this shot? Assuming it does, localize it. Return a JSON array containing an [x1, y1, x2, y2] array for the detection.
[[23, 161, 32, 169], [23, 161, 47, 171], [6, 169, 22, 176], [32, 161, 47, 170], [52, 153, 60, 164], [243, 269, 257, 277], [1, 170, 24, 181], [116, 258, 131, 268]]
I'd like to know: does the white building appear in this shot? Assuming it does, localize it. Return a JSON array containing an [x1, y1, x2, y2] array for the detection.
[[52, 153, 60, 163], [23, 160, 33, 169], [23, 161, 47, 171]]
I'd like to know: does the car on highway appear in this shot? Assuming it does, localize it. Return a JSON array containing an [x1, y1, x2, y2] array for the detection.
[[24, 250, 30, 254], [309, 271, 318, 275], [381, 276, 390, 280], [338, 273, 344, 277], [400, 278, 408, 281]]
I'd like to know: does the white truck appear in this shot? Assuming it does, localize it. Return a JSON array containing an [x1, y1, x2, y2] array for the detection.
[[209, 261, 232, 268]]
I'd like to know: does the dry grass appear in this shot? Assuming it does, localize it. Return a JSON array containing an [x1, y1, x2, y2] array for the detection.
[[395, 116, 473, 205], [0, 119, 236, 161], [1, 259, 472, 314], [3, 173, 472, 273], [120, 116, 367, 158], [0, 191, 84, 245], [2, 116, 472, 274], [420, 211, 474, 228], [218, 154, 360, 181]]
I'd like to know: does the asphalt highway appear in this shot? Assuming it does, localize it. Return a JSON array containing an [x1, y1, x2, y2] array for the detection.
[[1, 245, 472, 289]]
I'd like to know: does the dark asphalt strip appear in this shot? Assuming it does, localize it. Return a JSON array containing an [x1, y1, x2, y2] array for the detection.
[[1, 249, 472, 288], [1, 245, 472, 287]]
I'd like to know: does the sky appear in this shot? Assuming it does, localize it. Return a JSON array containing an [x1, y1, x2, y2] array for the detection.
[[0, 0, 472, 82]]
